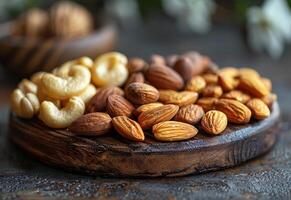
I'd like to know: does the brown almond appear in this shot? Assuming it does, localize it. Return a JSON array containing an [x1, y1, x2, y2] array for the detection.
[[246, 98, 270, 120], [166, 54, 179, 67], [127, 57, 147, 74], [185, 76, 206, 93], [174, 104, 204, 125], [173, 56, 195, 82], [150, 54, 166, 65], [124, 72, 145, 89], [201, 110, 228, 135], [238, 75, 269, 97], [86, 86, 124, 113], [202, 85, 223, 98], [159, 90, 198, 106], [222, 90, 251, 104], [125, 82, 159, 105], [196, 97, 218, 112], [239, 68, 260, 78], [215, 99, 252, 124], [106, 94, 135, 117], [138, 104, 179, 129], [69, 112, 112, 136], [261, 93, 277, 107], [182, 51, 210, 75], [261, 77, 272, 91], [218, 73, 236, 91], [133, 102, 164, 117], [146, 64, 184, 90], [112, 116, 145, 141], [219, 67, 239, 77], [153, 121, 198, 142], [202, 73, 218, 85]]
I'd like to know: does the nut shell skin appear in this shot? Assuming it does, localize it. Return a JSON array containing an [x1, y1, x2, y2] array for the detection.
[[146, 64, 184, 90], [174, 104, 205, 125], [246, 98, 270, 120], [112, 116, 145, 141], [201, 110, 228, 135], [69, 112, 112, 136], [153, 121, 198, 142], [86, 86, 124, 113], [138, 104, 179, 130], [159, 90, 198, 107], [106, 94, 135, 117], [215, 99, 252, 124], [125, 82, 159, 105]]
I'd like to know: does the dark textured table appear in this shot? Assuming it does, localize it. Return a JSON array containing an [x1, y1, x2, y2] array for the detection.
[[1, 18, 291, 199]]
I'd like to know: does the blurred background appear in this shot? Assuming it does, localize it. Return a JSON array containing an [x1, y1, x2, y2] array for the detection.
[[0, 0, 291, 109]]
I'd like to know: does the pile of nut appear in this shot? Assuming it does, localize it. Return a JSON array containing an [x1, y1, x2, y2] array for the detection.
[[10, 51, 277, 142], [12, 1, 93, 40]]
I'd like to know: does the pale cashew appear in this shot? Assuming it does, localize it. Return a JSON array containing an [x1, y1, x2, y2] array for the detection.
[[10, 89, 40, 119], [39, 96, 85, 128], [53, 57, 93, 77], [37, 87, 61, 108], [91, 52, 128, 87], [40, 65, 91, 100], [18, 79, 38, 94]]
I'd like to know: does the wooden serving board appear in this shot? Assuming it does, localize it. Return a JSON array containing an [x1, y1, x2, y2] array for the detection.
[[9, 102, 280, 177]]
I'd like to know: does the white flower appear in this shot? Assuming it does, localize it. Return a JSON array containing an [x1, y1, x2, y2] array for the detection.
[[105, 0, 141, 27], [247, 0, 291, 59], [162, 0, 216, 34]]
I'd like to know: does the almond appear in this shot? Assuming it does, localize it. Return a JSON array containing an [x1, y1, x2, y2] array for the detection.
[[219, 67, 239, 77], [124, 72, 145, 89], [153, 121, 198, 141], [202, 85, 223, 98], [138, 104, 179, 129], [239, 68, 260, 78], [127, 57, 147, 74], [146, 64, 184, 90], [238, 75, 269, 97], [112, 116, 145, 141], [185, 76, 206, 93], [201, 110, 227, 135], [106, 94, 135, 117], [182, 51, 210, 75], [215, 99, 251, 124], [166, 54, 178, 67], [133, 102, 164, 116], [202, 73, 218, 85], [246, 98, 270, 120], [222, 90, 251, 103], [69, 112, 112, 136], [173, 56, 195, 82], [261, 93, 277, 107], [218, 73, 236, 91], [159, 90, 198, 106], [196, 97, 218, 112], [150, 54, 166, 65], [86, 86, 124, 113], [174, 104, 204, 125], [261, 77, 272, 91], [125, 82, 159, 105]]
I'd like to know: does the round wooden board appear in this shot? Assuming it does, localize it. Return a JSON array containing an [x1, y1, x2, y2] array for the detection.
[[9, 102, 280, 177]]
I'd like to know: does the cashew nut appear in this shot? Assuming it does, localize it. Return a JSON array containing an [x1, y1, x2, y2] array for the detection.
[[39, 96, 85, 128], [40, 65, 91, 100], [18, 79, 38, 94], [91, 52, 128, 87], [10, 89, 40, 118]]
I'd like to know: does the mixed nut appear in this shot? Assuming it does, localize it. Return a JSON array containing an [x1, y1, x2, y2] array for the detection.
[[10, 51, 277, 142]]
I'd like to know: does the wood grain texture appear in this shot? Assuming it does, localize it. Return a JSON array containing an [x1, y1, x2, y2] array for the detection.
[[0, 21, 117, 77], [8, 102, 280, 177]]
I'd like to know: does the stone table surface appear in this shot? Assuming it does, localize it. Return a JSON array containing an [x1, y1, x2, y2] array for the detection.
[[1, 19, 291, 199]]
